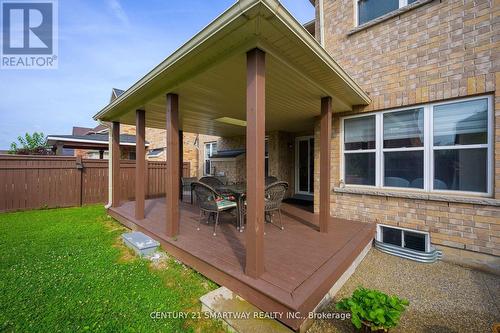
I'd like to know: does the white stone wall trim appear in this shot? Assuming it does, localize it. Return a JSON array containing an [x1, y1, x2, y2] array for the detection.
[[333, 187, 500, 207]]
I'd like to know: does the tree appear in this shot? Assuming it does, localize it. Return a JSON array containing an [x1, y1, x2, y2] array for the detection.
[[9, 132, 51, 155]]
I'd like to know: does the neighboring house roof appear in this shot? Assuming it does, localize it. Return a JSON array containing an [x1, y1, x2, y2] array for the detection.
[[72, 126, 93, 136], [110, 88, 125, 103], [72, 124, 109, 136], [147, 148, 165, 157], [87, 124, 108, 134], [47, 134, 149, 147]]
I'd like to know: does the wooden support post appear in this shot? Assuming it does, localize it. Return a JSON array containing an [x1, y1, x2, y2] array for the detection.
[[111, 121, 121, 207], [166, 93, 180, 237], [245, 48, 266, 278], [145, 160, 149, 199], [319, 96, 332, 233], [135, 109, 146, 220], [76, 156, 83, 207], [179, 130, 184, 200]]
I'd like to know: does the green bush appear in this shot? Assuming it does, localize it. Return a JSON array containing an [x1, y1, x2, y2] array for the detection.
[[336, 286, 409, 331]]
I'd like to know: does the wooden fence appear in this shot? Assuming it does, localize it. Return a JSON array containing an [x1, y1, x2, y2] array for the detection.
[[0, 155, 190, 212]]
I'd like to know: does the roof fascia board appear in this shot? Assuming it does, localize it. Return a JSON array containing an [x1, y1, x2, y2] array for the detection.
[[46, 136, 149, 146], [94, 0, 369, 122], [94, 0, 261, 121], [258, 0, 370, 104]]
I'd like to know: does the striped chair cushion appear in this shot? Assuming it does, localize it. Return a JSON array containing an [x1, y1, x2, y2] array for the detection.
[[216, 199, 237, 210]]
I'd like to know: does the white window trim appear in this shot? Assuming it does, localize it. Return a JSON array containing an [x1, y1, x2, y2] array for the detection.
[[354, 0, 415, 27], [376, 224, 431, 253], [340, 95, 494, 198], [204, 142, 217, 176]]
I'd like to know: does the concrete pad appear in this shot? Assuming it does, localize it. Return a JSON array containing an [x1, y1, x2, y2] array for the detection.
[[200, 287, 293, 333]]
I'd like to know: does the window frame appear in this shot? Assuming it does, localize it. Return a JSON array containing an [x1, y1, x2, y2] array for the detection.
[[380, 106, 427, 191], [376, 224, 431, 253], [204, 142, 217, 176], [343, 115, 377, 187], [340, 95, 494, 197], [354, 0, 415, 27]]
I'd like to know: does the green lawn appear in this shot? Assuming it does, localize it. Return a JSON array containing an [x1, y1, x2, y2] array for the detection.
[[0, 206, 223, 333]]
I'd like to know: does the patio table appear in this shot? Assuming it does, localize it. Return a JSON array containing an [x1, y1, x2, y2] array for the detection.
[[215, 183, 246, 232]]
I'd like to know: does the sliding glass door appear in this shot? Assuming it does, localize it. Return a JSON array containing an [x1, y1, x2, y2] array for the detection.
[[295, 136, 314, 195]]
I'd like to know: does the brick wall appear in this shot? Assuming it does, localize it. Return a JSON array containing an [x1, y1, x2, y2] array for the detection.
[[117, 124, 200, 177], [313, 0, 500, 257], [209, 133, 296, 196]]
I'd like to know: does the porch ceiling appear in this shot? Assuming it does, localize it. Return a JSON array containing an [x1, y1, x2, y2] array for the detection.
[[93, 0, 371, 136]]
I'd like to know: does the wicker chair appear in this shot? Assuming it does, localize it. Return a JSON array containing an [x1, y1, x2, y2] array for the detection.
[[265, 176, 278, 186], [241, 181, 289, 231], [191, 182, 237, 236], [264, 181, 288, 230], [199, 176, 224, 188]]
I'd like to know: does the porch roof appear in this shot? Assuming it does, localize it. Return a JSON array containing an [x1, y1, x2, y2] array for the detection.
[[93, 0, 370, 136]]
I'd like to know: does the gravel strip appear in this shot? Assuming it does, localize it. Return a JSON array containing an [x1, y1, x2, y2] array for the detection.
[[307, 249, 500, 333]]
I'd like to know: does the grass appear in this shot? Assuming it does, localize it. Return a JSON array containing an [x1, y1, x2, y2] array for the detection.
[[0, 205, 224, 333]]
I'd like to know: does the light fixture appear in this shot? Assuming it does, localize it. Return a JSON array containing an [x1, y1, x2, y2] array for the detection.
[[215, 117, 247, 127]]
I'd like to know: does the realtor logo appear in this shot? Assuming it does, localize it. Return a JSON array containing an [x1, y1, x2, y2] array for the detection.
[[1, 0, 58, 69]]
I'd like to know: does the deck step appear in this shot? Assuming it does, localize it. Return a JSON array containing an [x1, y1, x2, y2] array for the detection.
[[200, 287, 293, 333]]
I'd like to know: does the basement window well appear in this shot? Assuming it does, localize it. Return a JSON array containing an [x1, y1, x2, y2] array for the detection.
[[375, 225, 442, 263]]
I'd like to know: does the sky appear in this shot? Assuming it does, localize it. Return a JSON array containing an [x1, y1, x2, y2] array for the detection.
[[0, 0, 314, 149]]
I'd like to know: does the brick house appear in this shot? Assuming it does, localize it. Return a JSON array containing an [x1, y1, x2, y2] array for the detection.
[[47, 124, 141, 160], [191, 0, 500, 270], [94, 0, 498, 329], [306, 0, 499, 269]]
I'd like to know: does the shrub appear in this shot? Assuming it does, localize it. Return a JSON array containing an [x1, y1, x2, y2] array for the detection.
[[336, 286, 409, 332]]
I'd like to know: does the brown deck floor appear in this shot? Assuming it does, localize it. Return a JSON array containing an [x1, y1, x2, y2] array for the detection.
[[109, 198, 375, 330]]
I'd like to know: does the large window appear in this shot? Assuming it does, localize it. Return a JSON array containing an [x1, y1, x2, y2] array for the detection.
[[356, 0, 419, 26], [204, 142, 217, 175], [383, 108, 424, 189], [433, 99, 489, 193], [344, 116, 376, 185], [342, 96, 492, 196]]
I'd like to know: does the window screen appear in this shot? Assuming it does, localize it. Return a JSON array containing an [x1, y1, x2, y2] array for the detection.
[[404, 231, 426, 252], [382, 226, 402, 247]]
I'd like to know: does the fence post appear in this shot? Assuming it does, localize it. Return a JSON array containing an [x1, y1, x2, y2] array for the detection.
[[76, 156, 84, 207]]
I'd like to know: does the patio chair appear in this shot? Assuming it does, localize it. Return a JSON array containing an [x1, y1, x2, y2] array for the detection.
[[264, 181, 288, 230], [191, 182, 237, 236], [181, 177, 198, 204], [214, 175, 229, 185], [265, 176, 278, 186], [241, 181, 289, 231], [199, 176, 224, 188]]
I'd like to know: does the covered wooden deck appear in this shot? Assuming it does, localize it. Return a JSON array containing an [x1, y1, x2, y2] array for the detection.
[[96, 1, 375, 330], [109, 198, 375, 330]]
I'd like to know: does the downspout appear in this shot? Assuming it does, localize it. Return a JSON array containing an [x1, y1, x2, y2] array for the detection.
[[97, 119, 113, 209], [318, 0, 325, 47]]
